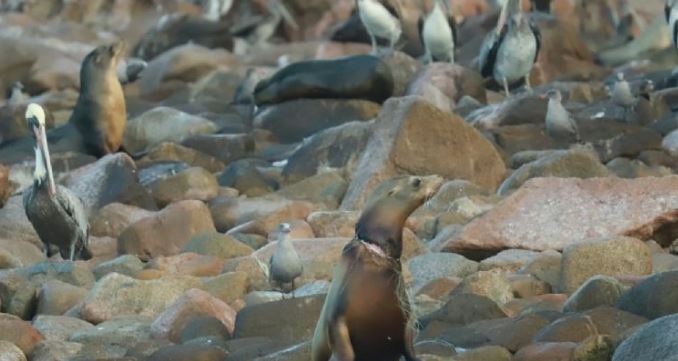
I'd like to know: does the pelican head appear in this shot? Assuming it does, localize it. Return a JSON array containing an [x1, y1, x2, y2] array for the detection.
[[26, 103, 56, 195]]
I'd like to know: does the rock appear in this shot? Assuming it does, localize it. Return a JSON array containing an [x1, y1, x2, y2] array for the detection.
[[606, 158, 674, 179], [479, 249, 541, 272], [91, 255, 144, 280], [118, 200, 216, 261], [254, 55, 394, 106], [407, 253, 479, 294], [253, 99, 380, 143], [637, 150, 678, 169], [182, 232, 254, 260], [146, 253, 225, 277], [212, 197, 315, 235], [181, 133, 254, 164], [29, 340, 82, 361], [190, 69, 245, 106], [0, 164, 11, 208], [560, 236, 651, 293], [90, 203, 154, 239], [662, 129, 678, 156], [340, 96, 506, 210], [453, 345, 513, 361], [0, 313, 44, 354], [138, 42, 236, 99], [407, 63, 486, 112], [0, 196, 40, 248], [63, 153, 156, 215], [653, 253, 678, 273], [467, 95, 548, 129], [452, 269, 514, 305], [518, 250, 563, 288], [178, 315, 232, 343], [612, 313, 678, 361], [306, 211, 359, 238], [617, 270, 678, 319], [150, 288, 236, 342], [497, 148, 611, 196], [592, 127, 663, 163], [148, 167, 219, 207], [31, 315, 93, 342], [381, 52, 421, 97], [0, 238, 44, 268], [562, 275, 626, 312], [282, 121, 372, 183], [80, 273, 203, 324], [233, 295, 324, 345], [137, 142, 225, 173], [123, 107, 216, 154], [18, 261, 95, 288], [513, 342, 577, 361], [419, 294, 508, 329], [69, 315, 152, 355], [36, 280, 88, 316], [490, 124, 561, 159], [0, 340, 26, 361], [218, 159, 279, 197], [444, 177, 678, 253], [203, 272, 249, 305], [146, 343, 227, 361], [472, 313, 556, 352], [270, 171, 348, 210]]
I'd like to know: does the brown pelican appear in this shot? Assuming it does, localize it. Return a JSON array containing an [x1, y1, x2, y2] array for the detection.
[[269, 223, 303, 294], [356, 0, 402, 55], [479, 0, 541, 96], [23, 103, 91, 261], [418, 0, 457, 64], [543, 89, 581, 142]]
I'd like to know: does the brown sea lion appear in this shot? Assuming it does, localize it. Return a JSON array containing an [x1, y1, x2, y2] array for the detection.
[[311, 175, 443, 361], [70, 41, 127, 158]]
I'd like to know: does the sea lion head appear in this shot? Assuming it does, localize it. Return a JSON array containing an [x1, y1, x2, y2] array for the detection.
[[80, 41, 126, 83], [355, 175, 443, 259]]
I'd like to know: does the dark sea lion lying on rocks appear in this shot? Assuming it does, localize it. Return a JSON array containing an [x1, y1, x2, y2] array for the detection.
[[70, 41, 127, 158], [312, 175, 443, 361], [253, 55, 394, 106]]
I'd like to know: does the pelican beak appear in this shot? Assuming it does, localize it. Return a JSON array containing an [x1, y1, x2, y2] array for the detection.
[[33, 120, 56, 196]]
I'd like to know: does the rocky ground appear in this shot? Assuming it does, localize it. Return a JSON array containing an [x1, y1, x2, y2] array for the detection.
[[0, 0, 677, 360]]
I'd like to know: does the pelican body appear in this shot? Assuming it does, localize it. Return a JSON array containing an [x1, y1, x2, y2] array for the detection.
[[419, 0, 457, 63], [356, 0, 402, 55], [479, 0, 541, 95], [269, 223, 303, 293], [23, 103, 91, 261]]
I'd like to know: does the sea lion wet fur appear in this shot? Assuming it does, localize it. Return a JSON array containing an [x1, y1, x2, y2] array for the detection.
[[70, 41, 127, 158], [312, 175, 442, 361]]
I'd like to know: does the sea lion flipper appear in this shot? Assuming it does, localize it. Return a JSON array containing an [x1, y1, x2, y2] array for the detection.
[[328, 316, 355, 361]]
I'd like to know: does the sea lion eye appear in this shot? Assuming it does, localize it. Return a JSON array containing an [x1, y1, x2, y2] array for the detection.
[[411, 178, 421, 188]]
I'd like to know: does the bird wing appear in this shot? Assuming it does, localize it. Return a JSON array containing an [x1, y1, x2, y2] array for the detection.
[[22, 186, 38, 228], [479, 24, 506, 78], [417, 16, 424, 46], [55, 186, 89, 243], [530, 21, 541, 64]]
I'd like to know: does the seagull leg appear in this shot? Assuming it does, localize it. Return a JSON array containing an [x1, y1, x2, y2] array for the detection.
[[525, 75, 533, 93], [503, 77, 510, 97]]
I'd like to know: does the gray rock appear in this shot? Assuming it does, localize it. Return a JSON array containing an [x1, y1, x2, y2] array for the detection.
[[29, 340, 82, 361], [36, 280, 88, 315], [407, 253, 479, 294], [612, 313, 678, 361], [181, 133, 254, 164], [479, 249, 540, 272], [617, 270, 678, 319], [32, 315, 93, 342], [563, 275, 626, 312], [0, 340, 26, 361], [91, 255, 144, 280]]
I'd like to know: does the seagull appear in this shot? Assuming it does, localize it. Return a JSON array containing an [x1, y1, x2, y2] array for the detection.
[[269, 223, 303, 294], [356, 0, 402, 55], [479, 0, 541, 96], [418, 0, 457, 64], [611, 72, 636, 117], [22, 103, 91, 261], [543, 89, 581, 142]]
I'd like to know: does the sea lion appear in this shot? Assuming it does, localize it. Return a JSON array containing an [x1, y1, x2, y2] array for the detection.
[[70, 41, 127, 158], [311, 175, 442, 361], [253, 55, 394, 106]]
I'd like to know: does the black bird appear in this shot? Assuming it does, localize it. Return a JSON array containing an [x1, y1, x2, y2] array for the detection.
[[478, 0, 541, 96], [418, 0, 457, 63], [23, 103, 91, 261]]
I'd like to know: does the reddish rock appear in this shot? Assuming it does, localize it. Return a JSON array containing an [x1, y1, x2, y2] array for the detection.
[[0, 313, 44, 354], [90, 203, 154, 238], [36, 280, 88, 316], [341, 97, 506, 210], [407, 63, 487, 112], [442, 177, 678, 253], [146, 253, 225, 277], [216, 197, 317, 236], [150, 288, 236, 342], [118, 200, 216, 261], [513, 342, 576, 361], [148, 167, 219, 207], [306, 211, 359, 238]]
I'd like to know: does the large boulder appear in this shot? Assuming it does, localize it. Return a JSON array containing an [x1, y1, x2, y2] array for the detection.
[[63, 153, 156, 215], [340, 96, 506, 210], [80, 273, 203, 324], [148, 167, 219, 207], [612, 313, 678, 361], [407, 63, 487, 112], [441, 177, 678, 253], [617, 270, 678, 320], [118, 200, 216, 260], [253, 99, 380, 143], [123, 107, 217, 154]]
